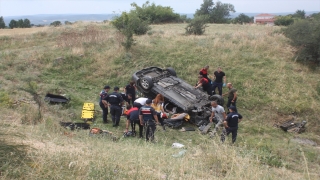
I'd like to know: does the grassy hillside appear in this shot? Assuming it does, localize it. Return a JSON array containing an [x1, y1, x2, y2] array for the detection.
[[0, 22, 320, 179]]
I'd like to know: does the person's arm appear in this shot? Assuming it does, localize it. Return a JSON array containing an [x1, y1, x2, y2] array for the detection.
[[222, 112, 227, 121], [232, 92, 237, 102], [102, 100, 108, 107], [195, 82, 202, 88], [160, 105, 165, 114], [238, 114, 243, 123], [154, 114, 159, 124], [223, 75, 226, 84], [139, 115, 143, 126], [209, 111, 215, 123], [223, 120, 229, 128]]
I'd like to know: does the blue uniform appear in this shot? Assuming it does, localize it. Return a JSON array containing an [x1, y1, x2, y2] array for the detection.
[[105, 92, 123, 126], [221, 112, 243, 143]]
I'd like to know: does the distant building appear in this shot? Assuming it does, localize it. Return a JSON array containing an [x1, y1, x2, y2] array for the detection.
[[254, 13, 275, 25]]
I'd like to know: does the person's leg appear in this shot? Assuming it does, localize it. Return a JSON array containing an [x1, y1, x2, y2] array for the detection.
[[227, 98, 232, 113], [217, 83, 223, 96], [221, 128, 231, 142], [131, 93, 136, 105], [231, 100, 237, 112], [212, 82, 217, 95], [115, 106, 122, 126], [145, 122, 149, 141], [211, 120, 222, 137], [99, 103, 108, 123], [231, 127, 238, 143], [138, 123, 143, 138], [110, 106, 116, 126], [157, 114, 165, 130], [150, 122, 156, 142]]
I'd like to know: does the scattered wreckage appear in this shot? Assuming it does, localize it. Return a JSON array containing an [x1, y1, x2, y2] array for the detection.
[[132, 66, 224, 129]]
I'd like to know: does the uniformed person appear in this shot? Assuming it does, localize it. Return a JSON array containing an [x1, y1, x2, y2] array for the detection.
[[99, 85, 110, 124], [104, 87, 124, 127], [139, 99, 159, 142]]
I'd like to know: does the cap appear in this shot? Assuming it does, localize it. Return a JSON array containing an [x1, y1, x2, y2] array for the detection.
[[228, 106, 236, 111], [146, 99, 152, 104], [104, 85, 110, 89], [114, 86, 119, 91]]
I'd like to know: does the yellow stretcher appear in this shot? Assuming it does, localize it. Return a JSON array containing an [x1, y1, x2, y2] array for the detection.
[[81, 103, 95, 123]]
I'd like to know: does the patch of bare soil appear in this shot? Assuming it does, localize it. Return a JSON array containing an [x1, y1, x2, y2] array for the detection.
[[291, 137, 317, 146]]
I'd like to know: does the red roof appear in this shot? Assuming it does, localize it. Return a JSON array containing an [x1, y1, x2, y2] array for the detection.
[[255, 13, 275, 17]]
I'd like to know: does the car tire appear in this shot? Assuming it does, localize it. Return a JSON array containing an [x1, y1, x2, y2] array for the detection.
[[209, 95, 224, 106], [140, 76, 153, 90], [166, 67, 177, 77]]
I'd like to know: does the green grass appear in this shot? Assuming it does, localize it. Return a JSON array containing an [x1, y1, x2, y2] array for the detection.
[[0, 22, 319, 179]]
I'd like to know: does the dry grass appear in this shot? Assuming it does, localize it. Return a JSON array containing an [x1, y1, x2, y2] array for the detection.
[[1, 23, 320, 179]]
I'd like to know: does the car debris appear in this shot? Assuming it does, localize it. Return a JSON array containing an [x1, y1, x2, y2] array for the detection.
[[132, 67, 224, 127], [275, 119, 307, 133], [44, 93, 70, 104], [59, 122, 90, 130]]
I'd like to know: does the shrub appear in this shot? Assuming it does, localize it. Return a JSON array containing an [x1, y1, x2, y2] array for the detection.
[[284, 19, 320, 63], [185, 15, 209, 35], [274, 16, 294, 26]]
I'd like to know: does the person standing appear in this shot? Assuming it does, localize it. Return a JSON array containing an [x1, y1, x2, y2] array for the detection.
[[195, 75, 212, 96], [209, 101, 227, 138], [223, 83, 237, 113], [221, 106, 243, 143], [125, 105, 143, 138], [212, 67, 226, 96], [151, 94, 166, 131], [104, 87, 124, 127], [199, 65, 211, 83], [139, 99, 159, 142], [99, 85, 110, 124], [125, 80, 136, 105]]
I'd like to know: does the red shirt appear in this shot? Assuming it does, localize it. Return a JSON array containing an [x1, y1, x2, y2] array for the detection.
[[126, 107, 139, 115], [200, 78, 209, 85], [200, 68, 208, 76]]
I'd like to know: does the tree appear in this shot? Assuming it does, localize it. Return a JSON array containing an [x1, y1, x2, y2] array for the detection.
[[0, 16, 5, 29], [23, 19, 31, 28], [17, 19, 24, 28], [293, 10, 305, 19], [195, 0, 235, 23], [284, 19, 320, 63], [130, 1, 181, 24], [9, 20, 17, 29], [233, 13, 253, 24], [112, 12, 150, 51], [65, 21, 72, 25], [274, 15, 294, 26], [50, 21, 62, 27], [185, 15, 209, 35]]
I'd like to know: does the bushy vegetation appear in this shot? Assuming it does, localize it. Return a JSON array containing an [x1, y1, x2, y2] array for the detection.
[[1, 23, 320, 179], [50, 21, 62, 27], [284, 16, 320, 63], [0, 16, 5, 29], [195, 0, 235, 24], [8, 18, 31, 29], [232, 13, 253, 24], [131, 1, 182, 24], [185, 15, 208, 35]]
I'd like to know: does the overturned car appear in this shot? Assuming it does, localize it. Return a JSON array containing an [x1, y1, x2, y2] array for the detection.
[[132, 67, 224, 127]]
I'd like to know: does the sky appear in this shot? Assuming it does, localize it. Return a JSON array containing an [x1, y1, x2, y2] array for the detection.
[[0, 0, 319, 17]]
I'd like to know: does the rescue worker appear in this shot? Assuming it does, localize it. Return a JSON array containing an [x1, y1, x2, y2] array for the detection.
[[199, 65, 211, 83], [121, 93, 132, 105], [103, 87, 124, 127], [139, 99, 159, 142], [195, 75, 213, 96], [133, 97, 148, 109], [125, 80, 136, 105], [151, 94, 166, 131], [100, 85, 110, 124], [221, 106, 243, 143], [125, 105, 143, 138], [222, 83, 237, 113], [212, 67, 226, 96]]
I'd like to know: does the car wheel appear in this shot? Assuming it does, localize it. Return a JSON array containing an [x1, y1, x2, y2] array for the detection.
[[166, 67, 177, 77], [140, 76, 153, 90], [209, 95, 224, 106]]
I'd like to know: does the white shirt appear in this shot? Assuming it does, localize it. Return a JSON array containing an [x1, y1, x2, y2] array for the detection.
[[211, 105, 225, 122], [134, 98, 148, 105]]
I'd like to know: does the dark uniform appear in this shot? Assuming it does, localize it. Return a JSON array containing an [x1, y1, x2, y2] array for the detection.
[[105, 90, 123, 127], [99, 86, 110, 123], [125, 84, 136, 105], [221, 110, 242, 143], [199, 77, 212, 96], [121, 93, 130, 105], [212, 70, 225, 96], [139, 105, 157, 141], [126, 107, 143, 138]]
